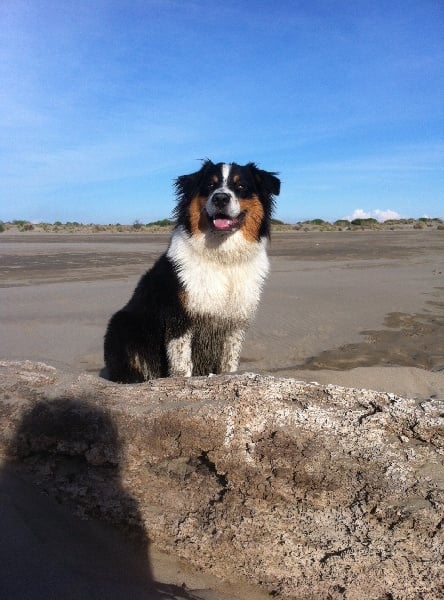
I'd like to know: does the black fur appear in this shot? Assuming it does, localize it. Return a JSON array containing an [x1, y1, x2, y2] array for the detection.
[[174, 160, 280, 239], [104, 161, 280, 383], [104, 254, 189, 382]]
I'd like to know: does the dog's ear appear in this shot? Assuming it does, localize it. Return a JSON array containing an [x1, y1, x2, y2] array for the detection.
[[248, 163, 281, 196], [175, 172, 200, 200], [175, 159, 214, 200]]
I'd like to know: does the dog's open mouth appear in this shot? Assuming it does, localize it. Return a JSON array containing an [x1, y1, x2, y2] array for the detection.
[[210, 211, 246, 232]]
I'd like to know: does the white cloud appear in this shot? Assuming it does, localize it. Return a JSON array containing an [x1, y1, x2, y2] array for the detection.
[[346, 209, 371, 220], [373, 209, 401, 222], [345, 209, 401, 222]]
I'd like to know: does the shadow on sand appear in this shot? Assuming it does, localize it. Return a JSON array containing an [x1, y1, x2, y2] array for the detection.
[[0, 397, 199, 599]]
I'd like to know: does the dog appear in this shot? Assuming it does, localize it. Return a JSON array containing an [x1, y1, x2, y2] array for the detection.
[[104, 160, 280, 383]]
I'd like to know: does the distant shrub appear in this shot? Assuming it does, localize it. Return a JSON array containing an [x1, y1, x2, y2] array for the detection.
[[0, 221, 5, 233], [146, 219, 173, 227], [133, 219, 143, 230], [437, 224, 444, 230], [13, 220, 34, 231], [351, 218, 378, 227], [413, 222, 424, 229], [308, 218, 326, 225], [384, 219, 404, 226], [334, 219, 350, 227]]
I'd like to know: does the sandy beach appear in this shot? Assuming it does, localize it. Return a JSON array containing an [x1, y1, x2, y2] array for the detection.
[[1, 229, 443, 399], [1, 229, 443, 598]]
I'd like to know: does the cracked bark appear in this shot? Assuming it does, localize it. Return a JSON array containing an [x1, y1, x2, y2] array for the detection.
[[0, 360, 443, 599]]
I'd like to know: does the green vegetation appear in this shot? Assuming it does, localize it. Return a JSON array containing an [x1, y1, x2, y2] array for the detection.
[[11, 220, 34, 231], [306, 218, 326, 225], [350, 218, 378, 226], [1, 216, 442, 234], [146, 218, 173, 227]]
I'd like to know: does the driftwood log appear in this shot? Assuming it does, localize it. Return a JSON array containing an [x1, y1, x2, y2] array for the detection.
[[0, 360, 442, 599]]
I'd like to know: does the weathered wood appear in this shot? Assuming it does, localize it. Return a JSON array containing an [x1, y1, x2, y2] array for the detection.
[[0, 360, 442, 599]]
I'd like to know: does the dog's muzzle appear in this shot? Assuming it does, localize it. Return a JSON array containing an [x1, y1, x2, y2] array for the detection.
[[207, 192, 245, 232]]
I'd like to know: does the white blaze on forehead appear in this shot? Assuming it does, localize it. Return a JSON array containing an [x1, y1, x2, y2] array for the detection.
[[221, 163, 231, 186], [206, 162, 240, 219]]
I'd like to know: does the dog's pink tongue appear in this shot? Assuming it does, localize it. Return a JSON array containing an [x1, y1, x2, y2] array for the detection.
[[213, 217, 234, 230]]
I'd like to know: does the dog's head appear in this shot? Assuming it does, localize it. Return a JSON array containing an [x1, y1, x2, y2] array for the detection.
[[174, 160, 280, 241]]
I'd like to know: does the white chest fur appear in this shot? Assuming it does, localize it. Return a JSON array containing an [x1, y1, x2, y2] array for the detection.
[[166, 226, 269, 322]]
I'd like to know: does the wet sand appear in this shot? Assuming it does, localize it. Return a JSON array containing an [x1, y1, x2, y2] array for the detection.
[[1, 229, 443, 598], [1, 230, 443, 399]]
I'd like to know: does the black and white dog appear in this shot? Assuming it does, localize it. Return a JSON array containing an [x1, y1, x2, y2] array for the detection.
[[104, 160, 280, 382]]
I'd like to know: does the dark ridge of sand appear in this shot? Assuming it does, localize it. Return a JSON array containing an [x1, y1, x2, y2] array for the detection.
[[297, 305, 444, 372]]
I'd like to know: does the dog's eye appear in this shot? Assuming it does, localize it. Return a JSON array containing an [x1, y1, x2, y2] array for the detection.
[[235, 183, 246, 192]]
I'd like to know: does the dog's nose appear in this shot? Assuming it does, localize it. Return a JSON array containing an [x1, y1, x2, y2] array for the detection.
[[212, 192, 231, 209]]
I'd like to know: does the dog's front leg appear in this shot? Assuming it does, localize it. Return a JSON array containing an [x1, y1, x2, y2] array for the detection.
[[221, 328, 246, 373], [167, 330, 193, 377]]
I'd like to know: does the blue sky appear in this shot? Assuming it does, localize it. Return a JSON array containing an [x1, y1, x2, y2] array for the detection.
[[1, 0, 443, 224]]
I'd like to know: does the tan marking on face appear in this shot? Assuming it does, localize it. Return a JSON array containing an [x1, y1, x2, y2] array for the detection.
[[189, 195, 209, 235], [212, 175, 219, 184], [239, 195, 264, 242], [233, 174, 240, 183]]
